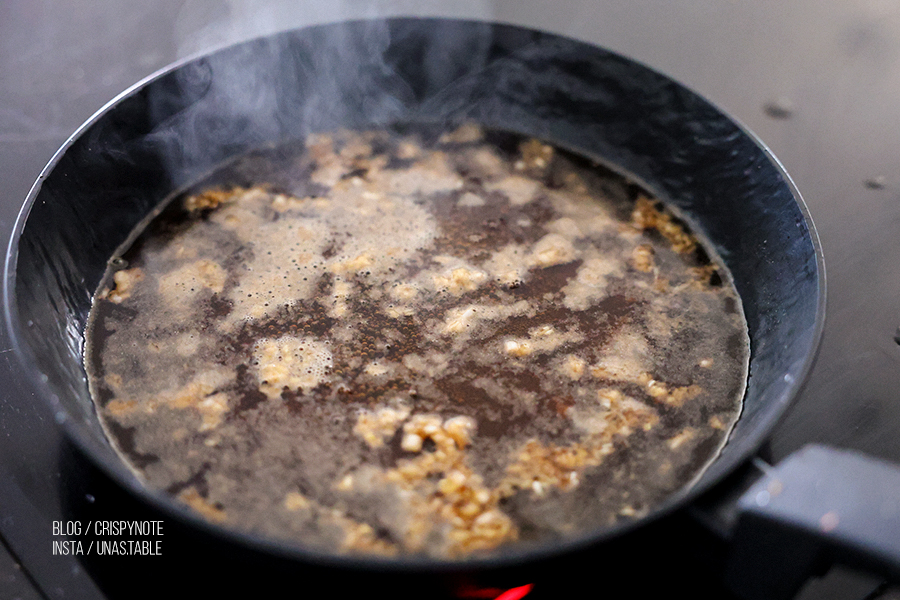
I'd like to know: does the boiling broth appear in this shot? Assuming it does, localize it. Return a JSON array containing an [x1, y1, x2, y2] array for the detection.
[[85, 125, 748, 557]]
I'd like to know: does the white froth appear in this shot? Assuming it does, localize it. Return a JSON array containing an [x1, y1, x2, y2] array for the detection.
[[254, 336, 333, 399], [431, 264, 487, 295], [481, 244, 528, 286], [528, 233, 578, 268], [486, 176, 540, 205], [199, 178, 437, 330], [591, 329, 652, 382], [458, 192, 486, 207], [562, 254, 621, 311]]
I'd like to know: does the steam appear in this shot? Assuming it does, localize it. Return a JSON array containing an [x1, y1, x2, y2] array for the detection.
[[174, 0, 496, 58], [144, 1, 501, 188]]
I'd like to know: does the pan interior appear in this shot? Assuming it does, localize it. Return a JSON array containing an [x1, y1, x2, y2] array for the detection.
[[83, 125, 749, 558]]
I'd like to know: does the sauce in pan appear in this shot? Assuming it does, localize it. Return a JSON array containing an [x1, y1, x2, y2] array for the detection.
[[85, 125, 749, 557]]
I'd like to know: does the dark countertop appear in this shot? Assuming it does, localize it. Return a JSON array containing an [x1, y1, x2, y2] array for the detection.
[[1, 1, 898, 598]]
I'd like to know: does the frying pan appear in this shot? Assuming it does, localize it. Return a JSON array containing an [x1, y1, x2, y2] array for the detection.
[[4, 18, 898, 600]]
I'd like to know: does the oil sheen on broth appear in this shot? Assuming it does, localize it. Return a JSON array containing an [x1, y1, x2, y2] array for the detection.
[[85, 125, 749, 558]]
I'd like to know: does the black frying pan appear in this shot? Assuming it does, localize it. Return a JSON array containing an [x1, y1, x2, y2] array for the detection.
[[4, 18, 898, 600]]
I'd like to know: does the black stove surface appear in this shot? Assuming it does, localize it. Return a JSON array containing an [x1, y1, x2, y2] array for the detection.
[[1, 2, 898, 599]]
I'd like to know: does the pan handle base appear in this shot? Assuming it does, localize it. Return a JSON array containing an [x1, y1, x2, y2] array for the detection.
[[707, 445, 900, 600]]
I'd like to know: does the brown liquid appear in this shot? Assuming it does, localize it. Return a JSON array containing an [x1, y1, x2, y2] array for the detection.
[[85, 125, 748, 558]]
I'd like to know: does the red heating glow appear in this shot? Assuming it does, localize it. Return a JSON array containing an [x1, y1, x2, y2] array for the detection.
[[493, 584, 534, 600], [456, 583, 534, 600]]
